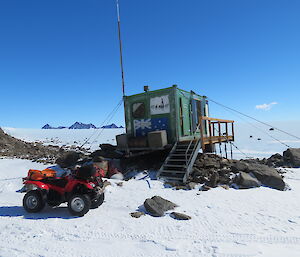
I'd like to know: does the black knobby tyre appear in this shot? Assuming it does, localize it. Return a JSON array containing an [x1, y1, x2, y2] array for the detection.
[[91, 193, 105, 209], [23, 190, 45, 213], [68, 194, 91, 217]]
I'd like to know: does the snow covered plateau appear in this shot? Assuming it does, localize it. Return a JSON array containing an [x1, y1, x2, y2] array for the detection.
[[0, 122, 300, 257]]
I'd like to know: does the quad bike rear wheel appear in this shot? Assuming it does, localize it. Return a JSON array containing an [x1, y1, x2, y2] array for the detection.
[[23, 190, 45, 213], [68, 194, 91, 217], [91, 193, 105, 209]]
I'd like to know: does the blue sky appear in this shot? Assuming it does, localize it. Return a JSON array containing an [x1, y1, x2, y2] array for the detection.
[[0, 0, 299, 128]]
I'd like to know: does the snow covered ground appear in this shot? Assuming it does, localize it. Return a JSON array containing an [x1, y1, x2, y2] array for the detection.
[[0, 158, 300, 257], [1, 123, 300, 256]]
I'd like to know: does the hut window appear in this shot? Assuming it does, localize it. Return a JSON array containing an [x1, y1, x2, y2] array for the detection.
[[132, 102, 145, 118]]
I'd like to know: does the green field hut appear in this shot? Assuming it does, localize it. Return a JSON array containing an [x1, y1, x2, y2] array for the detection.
[[122, 85, 208, 144], [116, 85, 234, 182]]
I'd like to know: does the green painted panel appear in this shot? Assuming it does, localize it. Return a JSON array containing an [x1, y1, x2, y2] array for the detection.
[[124, 86, 178, 143], [124, 86, 208, 144], [175, 88, 207, 141]]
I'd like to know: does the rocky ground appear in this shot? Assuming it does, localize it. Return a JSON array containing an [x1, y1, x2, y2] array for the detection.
[[0, 128, 69, 163], [188, 148, 300, 191], [189, 153, 286, 191], [92, 144, 300, 191]]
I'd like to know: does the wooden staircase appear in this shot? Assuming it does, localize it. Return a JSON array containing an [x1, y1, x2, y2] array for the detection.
[[157, 116, 235, 183], [157, 139, 202, 183]]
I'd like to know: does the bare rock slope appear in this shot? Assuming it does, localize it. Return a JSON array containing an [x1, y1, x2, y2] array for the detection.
[[0, 128, 66, 163]]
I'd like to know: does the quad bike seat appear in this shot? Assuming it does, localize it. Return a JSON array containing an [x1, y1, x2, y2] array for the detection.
[[42, 177, 68, 188]]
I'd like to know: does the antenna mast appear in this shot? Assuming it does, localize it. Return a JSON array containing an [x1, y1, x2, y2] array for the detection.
[[116, 0, 125, 96]]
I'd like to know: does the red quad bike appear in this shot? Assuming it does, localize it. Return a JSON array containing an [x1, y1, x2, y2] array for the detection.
[[20, 164, 105, 217]]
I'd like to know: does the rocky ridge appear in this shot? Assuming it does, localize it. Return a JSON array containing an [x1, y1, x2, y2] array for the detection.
[[0, 128, 68, 163]]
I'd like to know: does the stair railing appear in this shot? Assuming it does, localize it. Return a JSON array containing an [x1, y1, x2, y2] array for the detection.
[[185, 122, 202, 166]]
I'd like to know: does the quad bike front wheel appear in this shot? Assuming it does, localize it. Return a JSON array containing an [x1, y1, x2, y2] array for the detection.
[[91, 193, 105, 209], [23, 190, 45, 213], [68, 194, 91, 217]]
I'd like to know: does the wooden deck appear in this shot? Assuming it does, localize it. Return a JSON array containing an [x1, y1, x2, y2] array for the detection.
[[199, 116, 234, 150], [203, 135, 234, 144]]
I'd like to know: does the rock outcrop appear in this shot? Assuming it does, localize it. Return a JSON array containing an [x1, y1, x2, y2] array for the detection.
[[0, 128, 67, 163], [144, 196, 178, 217], [245, 163, 285, 190], [190, 153, 286, 191], [237, 172, 261, 189], [283, 148, 300, 167]]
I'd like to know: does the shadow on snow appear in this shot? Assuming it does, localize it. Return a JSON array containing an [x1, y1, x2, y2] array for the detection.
[[0, 205, 79, 219]]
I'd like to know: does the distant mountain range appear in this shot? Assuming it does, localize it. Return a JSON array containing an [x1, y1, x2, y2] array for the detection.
[[101, 124, 124, 129], [42, 122, 124, 129], [69, 122, 97, 129]]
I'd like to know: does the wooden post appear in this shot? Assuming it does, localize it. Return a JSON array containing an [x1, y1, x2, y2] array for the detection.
[[224, 142, 228, 159], [225, 122, 228, 141], [231, 122, 235, 141], [208, 120, 213, 151], [218, 121, 221, 143]]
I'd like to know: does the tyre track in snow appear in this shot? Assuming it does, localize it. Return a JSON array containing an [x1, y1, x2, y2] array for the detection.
[[65, 231, 300, 245], [8, 224, 298, 245], [1, 223, 300, 257], [1, 232, 299, 257]]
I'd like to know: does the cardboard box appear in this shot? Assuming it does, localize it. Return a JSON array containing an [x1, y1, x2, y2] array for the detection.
[[116, 134, 128, 149], [148, 130, 168, 148]]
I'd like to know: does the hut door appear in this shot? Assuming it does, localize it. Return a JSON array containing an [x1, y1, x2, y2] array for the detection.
[[179, 97, 191, 137], [192, 100, 202, 130]]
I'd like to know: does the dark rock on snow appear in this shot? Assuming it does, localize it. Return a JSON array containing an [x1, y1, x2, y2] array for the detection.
[[170, 212, 191, 220], [237, 171, 261, 189], [130, 211, 145, 218], [206, 172, 219, 188], [259, 148, 300, 168], [283, 148, 300, 168], [266, 153, 285, 167], [230, 161, 249, 172], [245, 163, 285, 191], [190, 153, 286, 191], [144, 196, 178, 217]]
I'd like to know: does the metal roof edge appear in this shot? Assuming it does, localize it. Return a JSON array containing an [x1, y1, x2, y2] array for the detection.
[[124, 85, 205, 99]]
